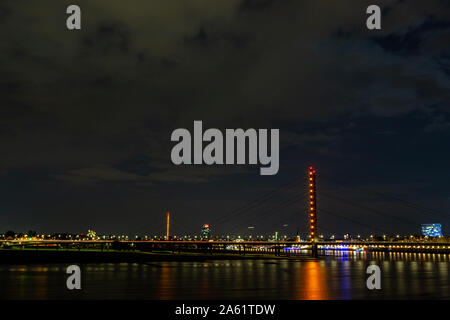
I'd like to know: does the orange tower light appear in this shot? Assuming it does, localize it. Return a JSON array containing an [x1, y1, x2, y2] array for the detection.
[[166, 212, 170, 240], [308, 166, 317, 241]]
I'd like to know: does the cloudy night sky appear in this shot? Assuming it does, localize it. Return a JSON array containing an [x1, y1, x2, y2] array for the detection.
[[1, 0, 450, 238]]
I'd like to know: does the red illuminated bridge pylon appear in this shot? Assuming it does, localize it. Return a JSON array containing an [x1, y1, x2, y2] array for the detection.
[[308, 166, 319, 257], [308, 166, 317, 241]]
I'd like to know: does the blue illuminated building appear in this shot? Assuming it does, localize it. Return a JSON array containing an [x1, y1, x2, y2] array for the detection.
[[421, 224, 442, 237]]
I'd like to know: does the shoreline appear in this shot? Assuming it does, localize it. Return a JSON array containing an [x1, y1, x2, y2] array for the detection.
[[0, 249, 317, 264]]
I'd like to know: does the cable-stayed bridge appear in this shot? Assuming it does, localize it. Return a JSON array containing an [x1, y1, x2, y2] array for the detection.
[[2, 167, 449, 257]]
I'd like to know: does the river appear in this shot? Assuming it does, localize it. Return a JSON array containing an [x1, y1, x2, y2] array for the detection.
[[0, 251, 448, 299]]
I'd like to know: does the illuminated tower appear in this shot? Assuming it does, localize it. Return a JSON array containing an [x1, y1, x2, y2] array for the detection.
[[201, 224, 211, 240], [166, 212, 170, 240], [308, 166, 317, 241]]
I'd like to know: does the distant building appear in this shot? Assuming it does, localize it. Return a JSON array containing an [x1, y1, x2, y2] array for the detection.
[[201, 224, 211, 239], [421, 224, 442, 237], [87, 229, 97, 239]]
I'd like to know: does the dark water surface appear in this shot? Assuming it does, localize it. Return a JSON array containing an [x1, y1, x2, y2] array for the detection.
[[1, 252, 449, 299]]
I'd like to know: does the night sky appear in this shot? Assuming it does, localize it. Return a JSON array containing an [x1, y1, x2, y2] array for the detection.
[[1, 0, 450, 238]]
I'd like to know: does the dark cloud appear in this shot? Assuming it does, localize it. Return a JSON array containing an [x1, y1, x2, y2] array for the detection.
[[374, 16, 450, 55]]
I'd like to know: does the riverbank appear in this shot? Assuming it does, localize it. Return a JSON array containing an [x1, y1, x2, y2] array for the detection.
[[0, 248, 316, 264]]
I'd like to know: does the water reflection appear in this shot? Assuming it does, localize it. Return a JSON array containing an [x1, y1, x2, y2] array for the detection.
[[157, 262, 173, 299], [298, 262, 328, 300], [0, 253, 449, 300]]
